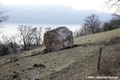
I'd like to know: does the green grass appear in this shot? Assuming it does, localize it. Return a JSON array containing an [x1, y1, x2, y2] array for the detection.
[[0, 28, 120, 80]]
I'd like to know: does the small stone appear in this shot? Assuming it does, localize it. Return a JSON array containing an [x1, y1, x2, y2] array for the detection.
[[33, 63, 46, 68]]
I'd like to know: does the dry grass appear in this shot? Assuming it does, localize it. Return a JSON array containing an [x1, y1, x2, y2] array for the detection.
[[0, 45, 100, 80], [87, 45, 120, 80], [0, 28, 120, 80], [74, 28, 120, 44], [98, 47, 120, 76]]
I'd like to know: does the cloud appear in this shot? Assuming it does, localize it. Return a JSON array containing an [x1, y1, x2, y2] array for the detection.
[[5, 5, 112, 24], [2, 0, 105, 11]]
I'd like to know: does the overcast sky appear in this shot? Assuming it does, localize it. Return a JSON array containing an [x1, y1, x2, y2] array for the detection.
[[1, 0, 106, 11], [0, 0, 113, 37]]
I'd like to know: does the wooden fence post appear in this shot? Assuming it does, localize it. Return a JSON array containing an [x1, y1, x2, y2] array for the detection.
[[97, 47, 102, 71]]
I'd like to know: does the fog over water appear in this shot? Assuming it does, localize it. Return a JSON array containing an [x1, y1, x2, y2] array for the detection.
[[1, 23, 81, 36], [0, 23, 81, 43]]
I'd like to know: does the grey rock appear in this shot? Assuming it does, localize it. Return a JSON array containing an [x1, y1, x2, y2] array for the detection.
[[44, 27, 73, 52]]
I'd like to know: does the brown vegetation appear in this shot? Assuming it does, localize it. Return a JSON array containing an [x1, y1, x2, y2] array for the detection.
[[0, 29, 120, 80]]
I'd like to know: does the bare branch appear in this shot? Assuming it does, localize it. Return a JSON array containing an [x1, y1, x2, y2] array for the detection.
[[83, 14, 101, 34], [103, 0, 120, 14], [18, 25, 37, 50], [0, 6, 9, 33]]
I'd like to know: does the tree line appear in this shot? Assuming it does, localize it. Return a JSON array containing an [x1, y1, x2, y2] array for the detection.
[[73, 0, 120, 37], [0, 25, 52, 55], [1, 13, 120, 55], [0, 0, 120, 55], [18, 25, 51, 50], [73, 14, 120, 37]]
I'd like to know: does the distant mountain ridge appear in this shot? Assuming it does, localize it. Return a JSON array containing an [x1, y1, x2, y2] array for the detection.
[[2, 4, 113, 24]]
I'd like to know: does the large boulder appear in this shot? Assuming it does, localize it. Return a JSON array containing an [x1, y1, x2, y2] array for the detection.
[[44, 27, 73, 52]]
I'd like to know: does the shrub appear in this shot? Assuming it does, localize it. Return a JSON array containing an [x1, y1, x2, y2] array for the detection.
[[0, 44, 9, 56]]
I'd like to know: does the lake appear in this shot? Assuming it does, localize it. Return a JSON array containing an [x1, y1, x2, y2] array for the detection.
[[1, 23, 82, 36], [0, 23, 82, 43]]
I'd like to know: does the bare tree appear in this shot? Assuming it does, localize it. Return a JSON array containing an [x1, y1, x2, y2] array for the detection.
[[83, 14, 101, 34], [102, 14, 120, 31], [0, 7, 9, 28], [2, 35, 18, 53], [73, 26, 90, 37], [2, 35, 9, 44], [34, 27, 43, 46], [80, 26, 91, 35], [73, 29, 81, 37], [18, 25, 37, 50], [0, 7, 8, 34], [103, 0, 120, 13]]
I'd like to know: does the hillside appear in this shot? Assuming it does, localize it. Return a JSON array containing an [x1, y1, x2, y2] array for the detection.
[[0, 28, 120, 80]]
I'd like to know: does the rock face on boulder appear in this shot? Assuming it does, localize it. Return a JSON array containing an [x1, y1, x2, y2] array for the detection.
[[44, 27, 73, 52]]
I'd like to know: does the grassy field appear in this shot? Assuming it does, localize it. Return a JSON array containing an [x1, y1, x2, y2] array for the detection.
[[0, 28, 120, 80]]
